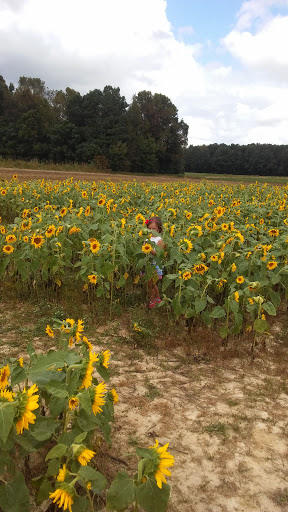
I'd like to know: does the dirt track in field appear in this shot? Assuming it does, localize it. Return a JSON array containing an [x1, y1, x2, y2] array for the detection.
[[0, 167, 195, 183]]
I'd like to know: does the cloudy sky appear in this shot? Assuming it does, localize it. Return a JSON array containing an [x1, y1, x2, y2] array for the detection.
[[1, 0, 288, 146]]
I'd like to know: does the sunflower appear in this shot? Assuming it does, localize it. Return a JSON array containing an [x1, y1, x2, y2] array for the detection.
[[79, 351, 98, 390], [234, 291, 239, 302], [82, 191, 88, 199], [90, 240, 101, 254], [77, 448, 96, 466], [1, 189, 7, 196], [182, 238, 193, 253], [69, 226, 81, 235], [182, 271, 192, 280], [68, 397, 79, 410], [142, 243, 152, 254], [193, 263, 208, 275], [31, 233, 45, 249], [88, 274, 97, 284], [221, 223, 229, 231], [0, 389, 14, 402], [217, 278, 227, 289], [124, 272, 129, 280], [149, 439, 174, 489], [5, 234, 16, 243], [210, 254, 218, 262], [85, 206, 91, 216], [268, 229, 279, 237], [60, 207, 67, 217], [18, 357, 24, 367], [45, 225, 56, 238], [267, 261, 277, 270], [15, 384, 39, 435], [248, 298, 254, 305], [231, 263, 237, 272], [236, 276, 245, 284], [135, 213, 145, 224], [46, 325, 54, 338], [111, 388, 119, 404], [3, 245, 13, 254], [49, 487, 74, 512], [0, 365, 10, 389], [101, 350, 111, 369], [92, 381, 107, 415], [98, 198, 105, 206], [186, 212, 192, 220], [57, 464, 67, 482], [83, 336, 92, 351]]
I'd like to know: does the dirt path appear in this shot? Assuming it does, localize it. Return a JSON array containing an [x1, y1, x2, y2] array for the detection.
[[0, 167, 192, 183], [1, 300, 288, 512]]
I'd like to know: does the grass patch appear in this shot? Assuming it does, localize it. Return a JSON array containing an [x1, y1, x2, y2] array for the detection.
[[202, 421, 227, 436], [144, 377, 161, 401], [185, 172, 288, 184]]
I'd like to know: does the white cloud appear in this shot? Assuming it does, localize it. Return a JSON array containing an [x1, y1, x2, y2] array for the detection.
[[1, 0, 288, 146]]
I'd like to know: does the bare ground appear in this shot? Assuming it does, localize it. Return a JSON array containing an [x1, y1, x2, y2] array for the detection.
[[0, 167, 191, 183], [1, 298, 288, 512]]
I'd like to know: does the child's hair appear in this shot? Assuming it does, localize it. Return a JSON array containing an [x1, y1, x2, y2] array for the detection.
[[147, 216, 163, 233]]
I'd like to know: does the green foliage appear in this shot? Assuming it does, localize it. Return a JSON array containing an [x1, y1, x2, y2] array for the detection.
[[0, 315, 173, 511]]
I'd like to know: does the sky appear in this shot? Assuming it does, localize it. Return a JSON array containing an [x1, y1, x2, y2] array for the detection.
[[1, 0, 288, 146]]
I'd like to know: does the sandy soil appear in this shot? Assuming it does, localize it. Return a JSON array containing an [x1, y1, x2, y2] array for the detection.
[[0, 300, 288, 512]]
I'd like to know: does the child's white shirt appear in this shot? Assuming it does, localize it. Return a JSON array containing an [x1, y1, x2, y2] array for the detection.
[[150, 235, 162, 245]]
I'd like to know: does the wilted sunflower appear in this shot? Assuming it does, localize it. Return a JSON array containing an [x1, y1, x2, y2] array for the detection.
[[3, 245, 13, 254], [0, 365, 10, 389], [92, 381, 107, 415], [49, 487, 74, 512], [15, 383, 39, 435], [77, 448, 96, 466], [79, 351, 98, 390], [267, 261, 277, 270], [31, 233, 45, 249], [149, 439, 174, 489]]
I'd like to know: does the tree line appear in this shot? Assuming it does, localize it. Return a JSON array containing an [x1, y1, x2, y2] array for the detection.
[[1, 75, 287, 176], [184, 143, 288, 176], [0, 75, 188, 174]]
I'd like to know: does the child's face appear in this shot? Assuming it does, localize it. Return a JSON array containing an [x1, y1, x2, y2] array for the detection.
[[148, 221, 159, 232]]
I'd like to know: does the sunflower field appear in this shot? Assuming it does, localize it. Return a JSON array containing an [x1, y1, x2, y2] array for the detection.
[[1, 174, 288, 347]]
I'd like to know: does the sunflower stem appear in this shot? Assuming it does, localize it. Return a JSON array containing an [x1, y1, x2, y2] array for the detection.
[[87, 489, 95, 511]]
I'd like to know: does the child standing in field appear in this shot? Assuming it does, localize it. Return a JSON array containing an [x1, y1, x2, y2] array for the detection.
[[144, 216, 164, 308]]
